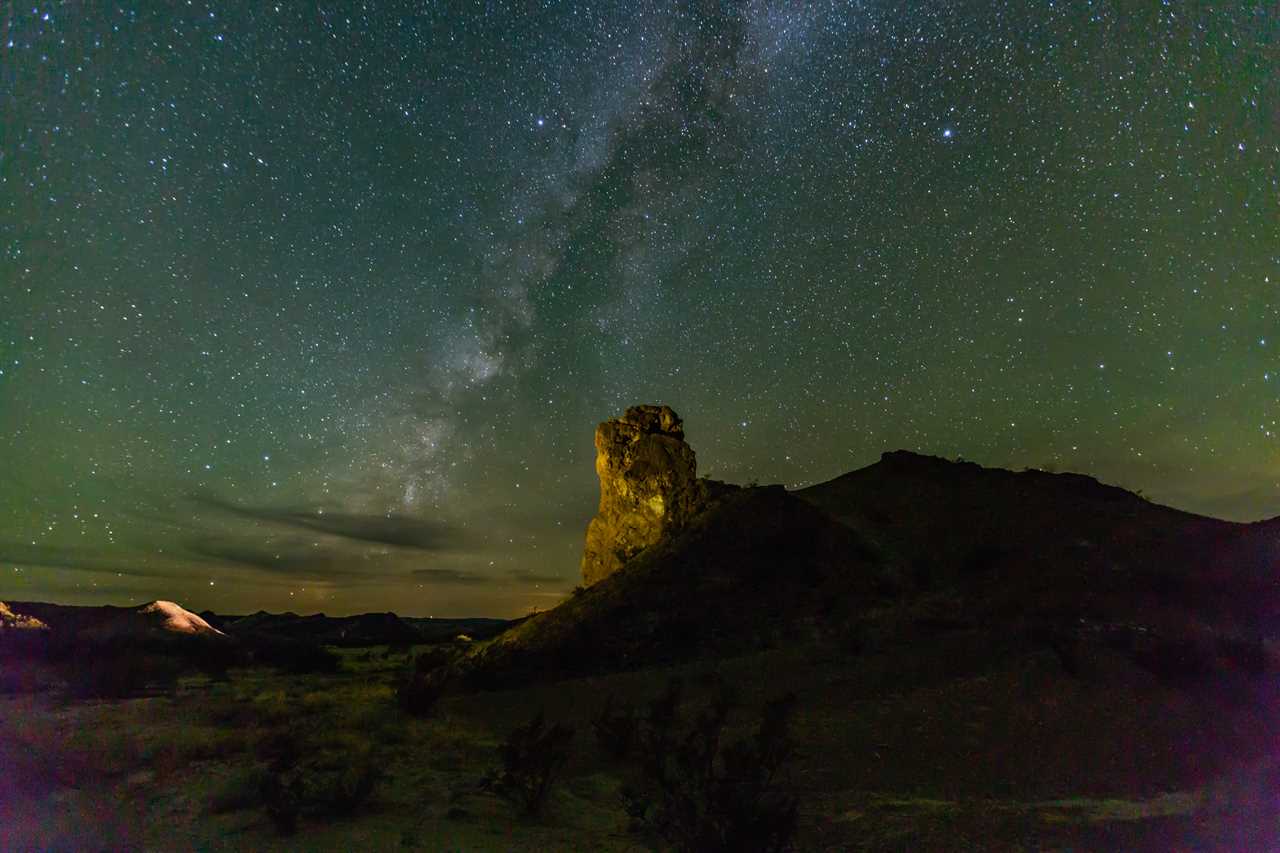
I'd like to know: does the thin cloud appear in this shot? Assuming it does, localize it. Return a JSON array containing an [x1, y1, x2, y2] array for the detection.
[[409, 568, 492, 586], [181, 537, 378, 578], [506, 569, 567, 585], [191, 494, 469, 550], [0, 541, 190, 580], [406, 567, 569, 587]]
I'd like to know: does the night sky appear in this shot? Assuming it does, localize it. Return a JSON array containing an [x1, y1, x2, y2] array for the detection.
[[2, 2, 1276, 617]]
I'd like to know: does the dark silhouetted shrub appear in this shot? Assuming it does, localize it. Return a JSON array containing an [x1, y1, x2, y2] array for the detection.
[[1218, 635, 1268, 677], [624, 676, 799, 853], [262, 770, 301, 835], [182, 635, 242, 680], [253, 727, 381, 833], [962, 543, 1006, 576], [249, 637, 339, 674], [257, 729, 303, 835], [1137, 637, 1215, 686], [309, 755, 382, 815], [910, 557, 936, 589], [593, 693, 640, 760], [208, 765, 271, 814], [62, 652, 181, 700], [832, 618, 881, 657], [398, 667, 445, 716], [412, 644, 457, 674], [483, 709, 575, 817], [0, 660, 41, 695], [0, 630, 51, 662], [256, 727, 302, 771]]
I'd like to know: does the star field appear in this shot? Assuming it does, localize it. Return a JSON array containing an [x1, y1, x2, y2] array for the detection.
[[2, 2, 1277, 616]]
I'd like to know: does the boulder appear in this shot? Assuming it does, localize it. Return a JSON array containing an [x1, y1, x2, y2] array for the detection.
[[581, 405, 705, 585]]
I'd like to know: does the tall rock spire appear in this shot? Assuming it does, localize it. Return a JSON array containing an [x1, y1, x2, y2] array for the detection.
[[580, 405, 703, 586]]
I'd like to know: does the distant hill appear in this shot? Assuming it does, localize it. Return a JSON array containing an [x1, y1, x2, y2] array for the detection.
[[126, 600, 224, 637], [215, 610, 420, 647], [7, 599, 227, 645], [400, 616, 514, 643], [447, 451, 1279, 691], [797, 451, 1280, 632], [4, 600, 511, 651], [207, 610, 509, 647]]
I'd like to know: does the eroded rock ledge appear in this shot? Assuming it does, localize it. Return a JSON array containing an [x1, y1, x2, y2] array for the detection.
[[580, 404, 711, 586]]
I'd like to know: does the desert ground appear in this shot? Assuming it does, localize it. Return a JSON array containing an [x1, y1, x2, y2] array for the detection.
[[5, 630, 1277, 851]]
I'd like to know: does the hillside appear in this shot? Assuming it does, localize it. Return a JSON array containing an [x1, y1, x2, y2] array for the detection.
[[448, 450, 1278, 696], [6, 600, 228, 644], [394, 442, 1280, 849], [460, 485, 891, 688], [799, 451, 1280, 634]]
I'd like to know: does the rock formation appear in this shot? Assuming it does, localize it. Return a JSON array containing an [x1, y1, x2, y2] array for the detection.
[[581, 405, 706, 586], [80, 600, 227, 642], [0, 601, 49, 631], [137, 600, 225, 635]]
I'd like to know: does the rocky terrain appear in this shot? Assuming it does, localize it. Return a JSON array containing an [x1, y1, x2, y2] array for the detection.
[[437, 407, 1279, 698], [0, 601, 49, 632], [464, 483, 886, 687]]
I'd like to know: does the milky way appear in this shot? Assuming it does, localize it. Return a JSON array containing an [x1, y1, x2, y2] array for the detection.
[[2, 2, 1276, 616]]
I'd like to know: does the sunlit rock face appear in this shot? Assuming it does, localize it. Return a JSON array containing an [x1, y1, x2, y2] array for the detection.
[[0, 602, 49, 631], [581, 405, 704, 586], [138, 600, 225, 636]]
